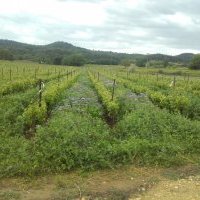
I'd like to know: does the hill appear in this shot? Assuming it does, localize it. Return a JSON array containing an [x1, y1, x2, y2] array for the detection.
[[0, 39, 195, 65]]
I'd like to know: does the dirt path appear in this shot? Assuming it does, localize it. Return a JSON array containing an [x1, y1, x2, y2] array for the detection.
[[0, 165, 200, 200], [131, 175, 200, 200]]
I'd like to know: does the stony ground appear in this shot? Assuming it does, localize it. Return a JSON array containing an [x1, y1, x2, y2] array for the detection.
[[0, 165, 200, 200], [131, 175, 200, 200]]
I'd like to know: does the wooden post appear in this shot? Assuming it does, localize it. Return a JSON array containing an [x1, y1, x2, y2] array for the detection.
[[111, 79, 116, 101], [2, 68, 3, 79], [38, 79, 42, 107], [9, 69, 12, 81], [173, 75, 176, 87]]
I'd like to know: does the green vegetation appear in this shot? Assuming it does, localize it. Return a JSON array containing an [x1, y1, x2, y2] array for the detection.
[[135, 57, 147, 67], [88, 71, 119, 122], [120, 59, 132, 68], [1, 61, 200, 178], [0, 39, 196, 66], [0, 49, 13, 60], [190, 54, 200, 70], [23, 72, 79, 131], [63, 54, 86, 66]]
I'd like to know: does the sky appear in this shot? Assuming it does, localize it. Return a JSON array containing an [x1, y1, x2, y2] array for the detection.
[[0, 0, 200, 55]]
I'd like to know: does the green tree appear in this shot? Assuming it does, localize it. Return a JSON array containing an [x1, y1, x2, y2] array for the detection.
[[120, 59, 131, 68], [53, 57, 62, 65], [135, 58, 146, 67], [163, 60, 169, 68], [0, 49, 14, 60], [190, 54, 200, 70], [63, 54, 85, 66]]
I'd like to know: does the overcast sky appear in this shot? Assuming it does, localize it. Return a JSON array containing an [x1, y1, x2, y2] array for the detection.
[[0, 0, 200, 55]]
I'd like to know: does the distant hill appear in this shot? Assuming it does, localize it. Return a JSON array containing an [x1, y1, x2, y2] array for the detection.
[[175, 53, 194, 63], [0, 39, 195, 65]]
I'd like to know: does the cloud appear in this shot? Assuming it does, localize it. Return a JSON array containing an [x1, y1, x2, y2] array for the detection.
[[0, 0, 200, 54], [57, 0, 104, 2]]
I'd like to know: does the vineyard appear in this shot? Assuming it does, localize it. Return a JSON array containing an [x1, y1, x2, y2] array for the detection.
[[1, 61, 200, 178]]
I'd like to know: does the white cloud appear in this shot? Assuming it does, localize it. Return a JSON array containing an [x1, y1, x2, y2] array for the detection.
[[0, 0, 200, 54], [0, 0, 106, 26], [165, 12, 194, 27]]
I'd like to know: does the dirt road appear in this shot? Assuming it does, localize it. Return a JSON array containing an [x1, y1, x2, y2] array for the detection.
[[0, 165, 200, 200]]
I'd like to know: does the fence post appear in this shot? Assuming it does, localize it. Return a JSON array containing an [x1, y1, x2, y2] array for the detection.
[[9, 69, 12, 81], [111, 79, 116, 101], [173, 75, 176, 87], [38, 79, 42, 107], [2, 68, 3, 79]]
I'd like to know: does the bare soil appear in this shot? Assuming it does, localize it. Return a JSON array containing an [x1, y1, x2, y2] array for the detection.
[[0, 165, 200, 200]]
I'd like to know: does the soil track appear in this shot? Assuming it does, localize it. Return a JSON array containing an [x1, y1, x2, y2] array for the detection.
[[0, 165, 200, 200]]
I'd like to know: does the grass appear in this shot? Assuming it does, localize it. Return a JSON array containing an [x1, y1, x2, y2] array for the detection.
[[0, 190, 21, 200]]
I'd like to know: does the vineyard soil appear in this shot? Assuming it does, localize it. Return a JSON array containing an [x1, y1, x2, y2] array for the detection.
[[0, 165, 199, 200]]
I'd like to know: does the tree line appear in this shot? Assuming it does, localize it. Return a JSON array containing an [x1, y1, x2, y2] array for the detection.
[[0, 39, 199, 69]]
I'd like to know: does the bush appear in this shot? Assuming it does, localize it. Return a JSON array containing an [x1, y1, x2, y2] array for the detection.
[[63, 54, 85, 66], [22, 102, 47, 130], [115, 104, 200, 155], [135, 58, 146, 67], [120, 59, 131, 68], [190, 54, 200, 70], [0, 49, 14, 60]]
